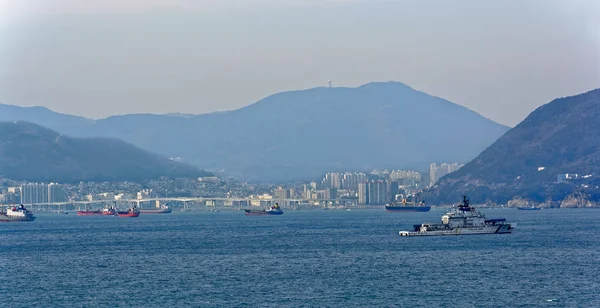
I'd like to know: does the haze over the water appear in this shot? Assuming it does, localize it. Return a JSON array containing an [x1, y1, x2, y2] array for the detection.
[[1, 0, 599, 126]]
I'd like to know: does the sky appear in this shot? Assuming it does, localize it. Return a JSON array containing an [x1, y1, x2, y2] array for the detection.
[[0, 0, 599, 126]]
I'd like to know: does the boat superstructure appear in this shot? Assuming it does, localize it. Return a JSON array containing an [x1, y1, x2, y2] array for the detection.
[[399, 196, 512, 236], [102, 206, 117, 215], [1, 205, 36, 222]]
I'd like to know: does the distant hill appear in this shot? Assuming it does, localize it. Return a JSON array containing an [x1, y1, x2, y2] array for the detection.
[[0, 82, 509, 181], [0, 103, 91, 132], [423, 88, 600, 206], [0, 122, 208, 182]]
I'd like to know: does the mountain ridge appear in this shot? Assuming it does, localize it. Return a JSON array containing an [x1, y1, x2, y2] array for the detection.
[[1, 81, 510, 181], [423, 88, 600, 205], [0, 121, 209, 182], [1, 82, 506, 126]]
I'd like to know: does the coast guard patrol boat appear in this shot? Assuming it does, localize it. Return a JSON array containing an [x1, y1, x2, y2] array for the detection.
[[399, 196, 512, 236]]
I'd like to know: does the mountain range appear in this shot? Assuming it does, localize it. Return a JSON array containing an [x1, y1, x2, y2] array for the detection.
[[0, 122, 207, 182], [424, 88, 600, 205], [0, 82, 509, 181]]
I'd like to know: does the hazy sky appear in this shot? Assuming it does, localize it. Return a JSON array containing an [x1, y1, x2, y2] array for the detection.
[[1, 0, 599, 126]]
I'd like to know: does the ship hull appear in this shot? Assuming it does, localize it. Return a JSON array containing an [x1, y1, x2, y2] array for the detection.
[[399, 225, 512, 237], [386, 206, 431, 212], [244, 210, 283, 216], [77, 211, 102, 216], [139, 209, 172, 214], [517, 207, 541, 210], [117, 212, 140, 217], [0, 216, 36, 222]]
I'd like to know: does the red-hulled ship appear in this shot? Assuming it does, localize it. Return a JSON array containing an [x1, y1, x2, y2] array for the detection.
[[117, 206, 140, 218], [77, 210, 102, 216]]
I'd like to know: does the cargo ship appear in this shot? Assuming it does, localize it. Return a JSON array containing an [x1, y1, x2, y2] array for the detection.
[[77, 210, 102, 216], [245, 203, 283, 216], [385, 198, 431, 212], [1, 205, 36, 222], [117, 206, 140, 218], [399, 196, 513, 237], [139, 206, 172, 214]]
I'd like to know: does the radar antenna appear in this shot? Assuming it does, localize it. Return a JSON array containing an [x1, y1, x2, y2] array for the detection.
[[462, 196, 470, 207]]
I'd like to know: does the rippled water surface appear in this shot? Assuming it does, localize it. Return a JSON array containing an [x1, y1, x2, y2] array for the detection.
[[1, 208, 599, 307]]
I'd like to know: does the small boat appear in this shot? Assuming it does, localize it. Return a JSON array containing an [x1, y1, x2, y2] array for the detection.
[[517, 206, 541, 210], [77, 210, 102, 216], [1, 205, 36, 222], [117, 206, 140, 218], [244, 203, 283, 216]]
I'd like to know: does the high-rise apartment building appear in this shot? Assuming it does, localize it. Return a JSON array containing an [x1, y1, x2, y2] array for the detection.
[[20, 183, 66, 204], [367, 181, 388, 205], [341, 172, 368, 190], [429, 163, 463, 186], [389, 181, 400, 201], [325, 188, 337, 200], [322, 173, 342, 189], [48, 183, 66, 203], [20, 183, 49, 204], [358, 182, 368, 205], [274, 187, 294, 199]]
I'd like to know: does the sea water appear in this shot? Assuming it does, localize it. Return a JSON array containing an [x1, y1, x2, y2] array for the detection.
[[1, 209, 599, 307]]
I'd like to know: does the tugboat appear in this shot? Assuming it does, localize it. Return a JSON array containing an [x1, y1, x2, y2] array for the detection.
[[117, 206, 140, 218], [385, 197, 431, 212], [399, 196, 513, 236], [245, 203, 284, 216], [1, 205, 36, 222]]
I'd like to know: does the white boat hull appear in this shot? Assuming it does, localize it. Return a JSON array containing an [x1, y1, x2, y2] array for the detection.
[[399, 225, 512, 237]]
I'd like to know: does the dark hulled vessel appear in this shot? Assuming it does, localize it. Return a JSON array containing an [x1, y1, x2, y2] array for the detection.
[[245, 203, 283, 216], [386, 198, 431, 212]]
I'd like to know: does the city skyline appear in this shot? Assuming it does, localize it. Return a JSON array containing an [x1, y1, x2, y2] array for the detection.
[[1, 1, 599, 126], [1, 165, 456, 206]]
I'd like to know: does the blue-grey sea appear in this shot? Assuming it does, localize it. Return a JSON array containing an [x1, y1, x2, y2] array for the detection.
[[1, 208, 599, 307]]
